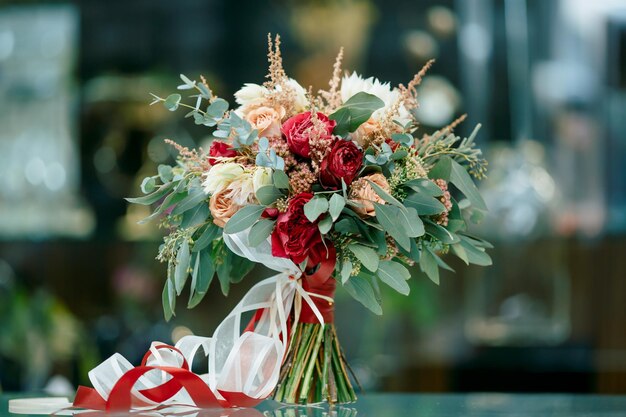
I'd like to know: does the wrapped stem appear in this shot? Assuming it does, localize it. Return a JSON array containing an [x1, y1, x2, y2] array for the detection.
[[273, 321, 357, 404]]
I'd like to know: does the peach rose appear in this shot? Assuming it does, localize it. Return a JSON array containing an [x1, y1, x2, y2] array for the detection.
[[353, 117, 381, 147], [245, 106, 286, 138], [349, 173, 390, 217], [209, 188, 241, 227]]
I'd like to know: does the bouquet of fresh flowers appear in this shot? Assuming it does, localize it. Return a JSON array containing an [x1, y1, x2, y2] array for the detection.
[[129, 35, 491, 406]]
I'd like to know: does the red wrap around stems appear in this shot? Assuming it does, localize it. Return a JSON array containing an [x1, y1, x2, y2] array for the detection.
[[299, 243, 337, 324]]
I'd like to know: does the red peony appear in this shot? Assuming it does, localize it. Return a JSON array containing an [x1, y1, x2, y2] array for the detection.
[[281, 112, 336, 158], [271, 193, 323, 264], [319, 139, 363, 189], [208, 140, 238, 165]]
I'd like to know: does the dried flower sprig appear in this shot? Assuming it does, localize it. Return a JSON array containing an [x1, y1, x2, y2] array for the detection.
[[318, 47, 345, 112]]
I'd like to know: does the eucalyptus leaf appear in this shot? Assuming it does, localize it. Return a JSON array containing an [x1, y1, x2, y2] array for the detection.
[[248, 219, 275, 247], [216, 260, 231, 296], [404, 178, 443, 197], [428, 247, 455, 272], [341, 260, 353, 284], [272, 169, 290, 189], [335, 218, 359, 235], [391, 133, 414, 145], [256, 186, 284, 205], [374, 203, 410, 251], [126, 182, 174, 205], [224, 205, 265, 234], [138, 191, 187, 224], [451, 242, 469, 265], [348, 244, 379, 272], [368, 180, 405, 209], [180, 203, 209, 228], [343, 275, 383, 315], [206, 98, 229, 118], [425, 220, 460, 244], [141, 177, 156, 194], [377, 261, 411, 295], [174, 240, 191, 295], [163, 94, 182, 111], [428, 156, 487, 211], [459, 237, 492, 266], [303, 196, 329, 222], [420, 246, 440, 285], [188, 253, 215, 309], [193, 223, 220, 252], [329, 92, 385, 135], [228, 252, 255, 283], [158, 165, 174, 183], [318, 216, 333, 234], [329, 194, 346, 221], [172, 188, 208, 215], [397, 206, 425, 238], [403, 191, 446, 215], [162, 279, 176, 321]]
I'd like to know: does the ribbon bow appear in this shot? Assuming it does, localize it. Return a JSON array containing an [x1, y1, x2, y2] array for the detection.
[[10, 228, 333, 414]]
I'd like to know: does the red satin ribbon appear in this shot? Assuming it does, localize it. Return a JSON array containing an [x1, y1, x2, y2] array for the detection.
[[300, 242, 337, 323], [72, 345, 264, 411]]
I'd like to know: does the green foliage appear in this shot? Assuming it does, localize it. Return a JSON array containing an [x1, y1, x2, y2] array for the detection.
[[403, 191, 446, 215], [377, 261, 411, 295], [343, 274, 382, 315], [256, 185, 284, 205], [347, 244, 378, 272], [163, 94, 182, 111], [329, 92, 385, 135], [248, 219, 275, 247], [429, 156, 487, 211], [224, 205, 265, 234], [303, 196, 329, 222], [328, 194, 345, 221], [272, 169, 290, 189]]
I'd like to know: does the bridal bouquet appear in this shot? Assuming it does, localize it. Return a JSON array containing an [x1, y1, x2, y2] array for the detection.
[[128, 35, 491, 406]]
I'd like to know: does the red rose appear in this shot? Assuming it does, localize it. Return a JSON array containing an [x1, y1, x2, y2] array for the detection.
[[271, 193, 323, 264], [281, 112, 336, 158], [319, 139, 363, 189], [208, 140, 237, 165]]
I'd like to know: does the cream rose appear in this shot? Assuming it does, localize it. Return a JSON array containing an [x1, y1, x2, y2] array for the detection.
[[245, 106, 285, 138], [252, 167, 273, 194], [349, 173, 390, 217], [202, 162, 244, 195], [234, 83, 269, 107], [209, 188, 241, 227]]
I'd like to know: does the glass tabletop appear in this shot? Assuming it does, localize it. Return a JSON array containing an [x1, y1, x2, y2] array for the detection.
[[3, 393, 626, 417]]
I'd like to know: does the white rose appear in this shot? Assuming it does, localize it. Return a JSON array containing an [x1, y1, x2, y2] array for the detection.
[[340, 72, 402, 122], [202, 163, 244, 195], [252, 167, 273, 194], [286, 78, 309, 112], [234, 83, 269, 107]]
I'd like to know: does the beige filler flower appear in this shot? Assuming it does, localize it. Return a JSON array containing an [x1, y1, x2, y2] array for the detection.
[[245, 106, 286, 138], [209, 188, 241, 227], [349, 173, 389, 217]]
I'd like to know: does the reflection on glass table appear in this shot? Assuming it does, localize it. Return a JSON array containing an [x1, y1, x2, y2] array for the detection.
[[4, 393, 626, 417]]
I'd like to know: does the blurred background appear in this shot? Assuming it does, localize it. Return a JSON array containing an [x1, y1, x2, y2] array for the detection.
[[1, 0, 625, 396]]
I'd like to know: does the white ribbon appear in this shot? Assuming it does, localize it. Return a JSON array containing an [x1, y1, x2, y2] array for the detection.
[[9, 230, 329, 414]]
